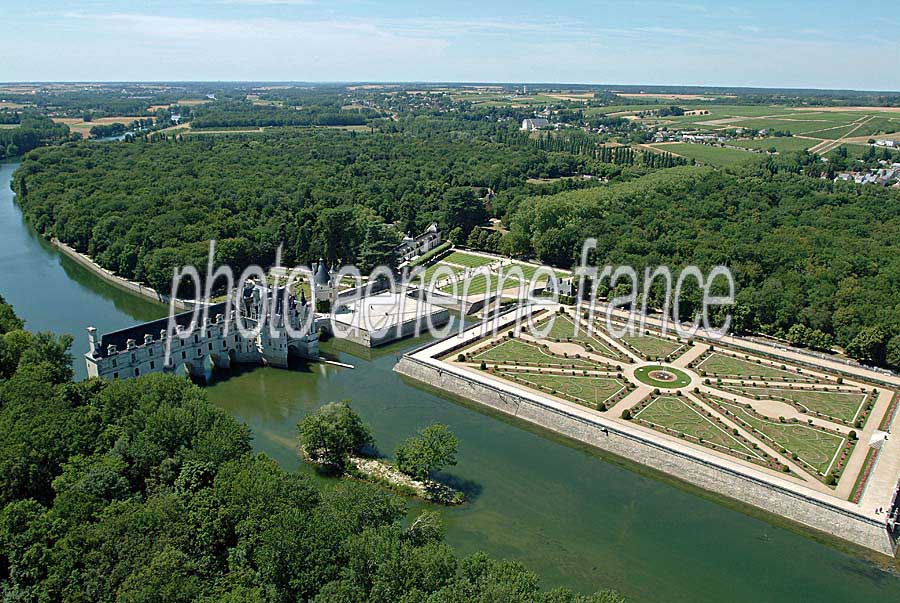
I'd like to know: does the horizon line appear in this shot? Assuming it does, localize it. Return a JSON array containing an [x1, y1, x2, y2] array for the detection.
[[2, 80, 899, 95]]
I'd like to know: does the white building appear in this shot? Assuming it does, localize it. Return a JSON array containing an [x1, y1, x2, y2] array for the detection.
[[521, 118, 550, 131], [396, 223, 442, 263]]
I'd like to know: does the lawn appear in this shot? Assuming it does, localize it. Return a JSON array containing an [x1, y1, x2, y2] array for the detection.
[[498, 371, 625, 409], [696, 353, 817, 382], [649, 143, 758, 167], [442, 251, 495, 268], [634, 396, 763, 460], [509, 262, 568, 283], [715, 400, 845, 477], [620, 333, 685, 359], [471, 338, 604, 369], [724, 386, 867, 423], [416, 262, 464, 287], [441, 273, 506, 296]]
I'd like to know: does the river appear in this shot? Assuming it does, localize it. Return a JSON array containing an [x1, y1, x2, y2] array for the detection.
[[2, 159, 899, 602]]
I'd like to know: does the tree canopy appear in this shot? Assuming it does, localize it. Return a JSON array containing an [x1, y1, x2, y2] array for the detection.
[[0, 297, 622, 602], [395, 424, 460, 482]]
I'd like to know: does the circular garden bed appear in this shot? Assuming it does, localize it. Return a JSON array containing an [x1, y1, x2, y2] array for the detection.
[[633, 365, 691, 389]]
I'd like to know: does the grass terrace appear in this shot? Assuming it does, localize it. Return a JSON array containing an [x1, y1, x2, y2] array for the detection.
[[695, 352, 821, 383], [632, 395, 769, 464], [469, 338, 607, 369], [496, 370, 627, 410], [442, 251, 495, 268], [712, 399, 848, 481], [723, 386, 869, 425], [531, 314, 625, 361], [619, 332, 686, 360]]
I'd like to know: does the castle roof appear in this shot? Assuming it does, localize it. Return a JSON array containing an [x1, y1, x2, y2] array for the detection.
[[314, 260, 331, 286], [94, 301, 229, 358]]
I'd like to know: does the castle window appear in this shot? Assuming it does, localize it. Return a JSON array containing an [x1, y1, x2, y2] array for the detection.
[[208, 343, 213, 351], [112, 359, 118, 368], [181, 351, 186, 360], [134, 368, 140, 377], [197, 349, 202, 357], [113, 372, 119, 379], [131, 353, 136, 362], [194, 334, 199, 343], [150, 360, 155, 370], [222, 341, 227, 349]]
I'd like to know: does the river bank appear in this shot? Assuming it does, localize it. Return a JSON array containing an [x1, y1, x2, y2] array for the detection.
[[49, 237, 195, 310]]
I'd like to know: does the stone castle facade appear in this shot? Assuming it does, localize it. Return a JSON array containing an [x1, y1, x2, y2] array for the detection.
[[85, 281, 319, 381]]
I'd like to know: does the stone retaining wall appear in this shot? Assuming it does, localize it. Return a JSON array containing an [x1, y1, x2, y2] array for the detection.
[[51, 238, 193, 310], [395, 354, 898, 557]]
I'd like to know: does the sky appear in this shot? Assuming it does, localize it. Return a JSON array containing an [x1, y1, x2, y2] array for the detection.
[[2, 0, 898, 90]]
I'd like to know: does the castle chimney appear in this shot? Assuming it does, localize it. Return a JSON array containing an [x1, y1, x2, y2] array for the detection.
[[87, 327, 97, 355]]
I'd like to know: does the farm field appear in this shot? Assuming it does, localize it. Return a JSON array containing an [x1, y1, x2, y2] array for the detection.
[[730, 137, 816, 153], [648, 143, 758, 166], [52, 116, 146, 137]]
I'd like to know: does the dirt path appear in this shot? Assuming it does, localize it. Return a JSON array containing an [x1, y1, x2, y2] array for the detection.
[[808, 115, 876, 155]]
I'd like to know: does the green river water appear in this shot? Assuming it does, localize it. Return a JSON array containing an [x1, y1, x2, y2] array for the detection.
[[2, 160, 899, 601]]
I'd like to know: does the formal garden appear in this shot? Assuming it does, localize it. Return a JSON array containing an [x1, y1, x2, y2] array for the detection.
[[445, 309, 895, 495], [696, 392, 855, 485], [629, 393, 786, 471]]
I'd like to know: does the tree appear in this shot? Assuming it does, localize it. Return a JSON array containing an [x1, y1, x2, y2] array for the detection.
[[886, 335, 900, 371], [357, 221, 400, 272], [395, 424, 459, 482], [298, 401, 373, 469], [441, 187, 487, 237], [846, 326, 890, 365]]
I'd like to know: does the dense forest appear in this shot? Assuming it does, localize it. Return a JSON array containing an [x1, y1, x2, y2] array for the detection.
[[0, 296, 622, 602], [0, 116, 71, 160], [12, 128, 617, 295], [503, 157, 900, 368], [188, 100, 380, 129]]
